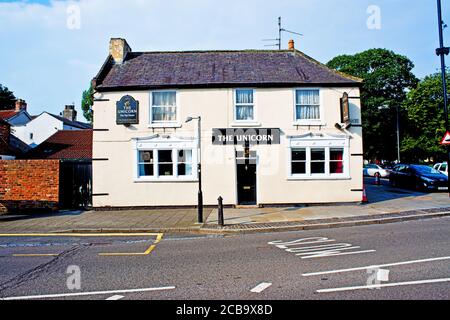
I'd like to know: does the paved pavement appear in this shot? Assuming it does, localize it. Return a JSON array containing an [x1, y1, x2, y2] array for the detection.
[[206, 178, 450, 225], [0, 217, 449, 300], [0, 208, 214, 233], [0, 178, 449, 233]]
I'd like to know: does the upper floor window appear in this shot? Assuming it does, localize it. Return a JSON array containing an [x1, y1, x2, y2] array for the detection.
[[295, 89, 320, 121], [235, 89, 254, 121], [151, 91, 177, 123]]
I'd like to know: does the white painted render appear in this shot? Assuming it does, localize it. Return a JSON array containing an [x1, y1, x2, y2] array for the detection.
[[12, 112, 82, 148], [93, 87, 363, 207]]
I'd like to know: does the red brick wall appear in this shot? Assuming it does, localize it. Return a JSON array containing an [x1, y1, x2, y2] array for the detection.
[[0, 122, 10, 156], [0, 160, 60, 213]]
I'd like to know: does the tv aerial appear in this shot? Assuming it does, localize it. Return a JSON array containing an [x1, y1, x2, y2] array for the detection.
[[263, 17, 303, 50]]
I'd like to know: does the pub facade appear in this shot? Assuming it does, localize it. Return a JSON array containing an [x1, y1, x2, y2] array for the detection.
[[92, 38, 364, 208]]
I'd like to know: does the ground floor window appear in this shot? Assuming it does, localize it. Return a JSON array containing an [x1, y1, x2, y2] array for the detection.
[[137, 148, 194, 179], [290, 147, 346, 177], [289, 135, 349, 179]]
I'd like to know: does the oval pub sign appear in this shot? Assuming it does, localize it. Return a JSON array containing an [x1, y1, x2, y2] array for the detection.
[[116, 95, 139, 125]]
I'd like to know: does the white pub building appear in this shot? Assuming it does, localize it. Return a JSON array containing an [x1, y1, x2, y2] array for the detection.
[[92, 38, 364, 209]]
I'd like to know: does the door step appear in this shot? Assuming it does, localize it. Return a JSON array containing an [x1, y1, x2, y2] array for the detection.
[[235, 205, 261, 209]]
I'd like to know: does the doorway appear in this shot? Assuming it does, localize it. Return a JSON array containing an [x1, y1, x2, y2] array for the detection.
[[237, 163, 257, 205]]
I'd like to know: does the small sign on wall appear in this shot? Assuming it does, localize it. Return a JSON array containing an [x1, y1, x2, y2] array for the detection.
[[116, 95, 139, 125], [340, 92, 351, 126]]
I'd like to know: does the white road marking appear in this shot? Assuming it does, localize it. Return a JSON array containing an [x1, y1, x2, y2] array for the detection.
[[302, 256, 450, 277], [0, 286, 176, 301], [250, 283, 272, 293], [269, 237, 375, 260], [106, 295, 124, 300], [317, 278, 450, 293]]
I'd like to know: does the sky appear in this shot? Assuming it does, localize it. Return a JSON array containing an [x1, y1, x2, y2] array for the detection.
[[0, 0, 449, 121]]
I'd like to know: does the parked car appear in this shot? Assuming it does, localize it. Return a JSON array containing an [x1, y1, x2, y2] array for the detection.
[[389, 164, 448, 192], [433, 162, 448, 176], [363, 164, 390, 178]]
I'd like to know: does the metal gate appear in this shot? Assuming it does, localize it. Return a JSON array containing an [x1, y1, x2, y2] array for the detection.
[[59, 161, 92, 209]]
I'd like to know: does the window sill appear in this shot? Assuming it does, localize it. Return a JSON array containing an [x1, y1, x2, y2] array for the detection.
[[230, 121, 262, 128], [293, 121, 326, 127], [148, 122, 182, 129], [287, 175, 351, 181], [134, 177, 198, 183]]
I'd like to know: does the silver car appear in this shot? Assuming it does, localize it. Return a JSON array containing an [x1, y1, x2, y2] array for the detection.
[[363, 164, 390, 178]]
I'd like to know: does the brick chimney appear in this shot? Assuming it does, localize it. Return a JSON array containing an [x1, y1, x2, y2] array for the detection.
[[109, 38, 132, 64], [15, 99, 27, 112], [62, 104, 77, 122], [288, 39, 295, 51]]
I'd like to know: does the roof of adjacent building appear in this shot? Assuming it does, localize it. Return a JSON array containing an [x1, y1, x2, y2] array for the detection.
[[0, 110, 21, 121], [94, 50, 362, 91], [46, 113, 92, 129], [26, 130, 93, 160]]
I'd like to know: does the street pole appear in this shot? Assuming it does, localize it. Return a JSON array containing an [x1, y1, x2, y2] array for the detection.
[[197, 117, 203, 223], [436, 0, 450, 196], [396, 104, 401, 163]]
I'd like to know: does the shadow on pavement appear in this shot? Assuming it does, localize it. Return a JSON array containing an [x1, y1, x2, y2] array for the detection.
[[0, 210, 85, 222], [365, 177, 429, 204]]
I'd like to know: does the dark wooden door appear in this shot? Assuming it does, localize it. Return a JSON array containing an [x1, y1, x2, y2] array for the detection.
[[59, 161, 92, 209]]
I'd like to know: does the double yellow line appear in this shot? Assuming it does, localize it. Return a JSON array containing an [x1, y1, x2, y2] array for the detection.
[[0, 233, 164, 257]]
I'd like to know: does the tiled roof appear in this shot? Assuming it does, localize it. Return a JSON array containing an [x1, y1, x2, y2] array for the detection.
[[0, 110, 19, 121], [26, 130, 92, 160], [94, 50, 362, 91]]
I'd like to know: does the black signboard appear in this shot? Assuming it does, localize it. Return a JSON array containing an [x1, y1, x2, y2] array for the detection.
[[340, 92, 350, 126], [116, 95, 139, 125], [213, 128, 281, 146]]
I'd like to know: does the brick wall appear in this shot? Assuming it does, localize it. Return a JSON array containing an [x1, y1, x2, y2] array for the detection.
[[0, 160, 60, 213]]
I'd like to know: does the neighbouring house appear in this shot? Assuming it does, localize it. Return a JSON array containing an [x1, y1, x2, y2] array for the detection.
[[0, 119, 30, 159], [91, 38, 363, 209], [0, 119, 15, 159], [0, 99, 32, 126], [13, 105, 92, 148], [26, 130, 93, 209]]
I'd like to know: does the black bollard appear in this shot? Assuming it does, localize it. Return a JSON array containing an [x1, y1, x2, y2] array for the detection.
[[218, 196, 224, 227]]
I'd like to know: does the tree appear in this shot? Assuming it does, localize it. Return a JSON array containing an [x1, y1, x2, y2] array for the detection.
[[0, 84, 16, 110], [401, 72, 449, 162], [327, 49, 419, 162], [81, 84, 94, 123]]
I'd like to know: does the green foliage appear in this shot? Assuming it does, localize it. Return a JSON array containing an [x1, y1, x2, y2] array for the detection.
[[0, 84, 17, 110], [327, 49, 419, 161], [81, 84, 94, 123], [401, 72, 449, 162]]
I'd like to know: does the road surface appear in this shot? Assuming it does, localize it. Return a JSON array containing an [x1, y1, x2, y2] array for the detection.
[[0, 217, 449, 300]]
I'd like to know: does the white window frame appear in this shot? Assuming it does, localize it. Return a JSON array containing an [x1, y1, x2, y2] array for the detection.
[[288, 135, 350, 180], [149, 90, 182, 128], [133, 136, 198, 182], [232, 88, 260, 126], [293, 88, 324, 126]]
